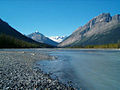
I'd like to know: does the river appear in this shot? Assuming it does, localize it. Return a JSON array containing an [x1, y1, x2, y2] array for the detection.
[[35, 49, 120, 90]]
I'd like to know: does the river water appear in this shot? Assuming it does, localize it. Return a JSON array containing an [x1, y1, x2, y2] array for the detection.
[[36, 49, 120, 90]]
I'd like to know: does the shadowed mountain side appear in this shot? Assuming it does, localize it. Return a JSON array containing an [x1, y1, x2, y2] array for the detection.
[[28, 32, 58, 46], [0, 19, 53, 48], [58, 13, 120, 47]]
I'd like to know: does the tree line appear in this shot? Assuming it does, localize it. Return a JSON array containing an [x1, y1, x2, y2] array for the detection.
[[68, 41, 120, 48], [0, 34, 41, 48]]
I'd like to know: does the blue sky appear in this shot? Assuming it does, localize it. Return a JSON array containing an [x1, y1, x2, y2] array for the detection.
[[0, 0, 119, 36]]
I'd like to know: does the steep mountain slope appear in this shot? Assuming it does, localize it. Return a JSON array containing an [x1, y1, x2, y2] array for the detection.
[[28, 32, 58, 46], [58, 13, 120, 47], [0, 18, 52, 48]]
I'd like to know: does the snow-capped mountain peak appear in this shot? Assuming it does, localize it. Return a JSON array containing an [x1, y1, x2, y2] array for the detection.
[[27, 32, 58, 46], [48, 36, 67, 43]]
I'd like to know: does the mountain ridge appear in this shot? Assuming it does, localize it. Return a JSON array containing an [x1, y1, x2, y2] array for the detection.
[[48, 36, 67, 43], [58, 13, 120, 47], [28, 32, 58, 46], [0, 18, 52, 48]]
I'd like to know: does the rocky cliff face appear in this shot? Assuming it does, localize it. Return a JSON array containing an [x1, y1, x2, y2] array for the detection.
[[58, 13, 120, 47], [28, 32, 58, 46]]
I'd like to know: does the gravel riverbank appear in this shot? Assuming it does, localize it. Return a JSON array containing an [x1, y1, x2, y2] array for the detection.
[[0, 50, 76, 90]]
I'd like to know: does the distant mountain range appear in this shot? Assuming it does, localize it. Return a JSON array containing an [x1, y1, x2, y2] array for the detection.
[[58, 13, 120, 47], [0, 18, 52, 48], [0, 13, 120, 48], [27, 31, 58, 46], [48, 36, 67, 43]]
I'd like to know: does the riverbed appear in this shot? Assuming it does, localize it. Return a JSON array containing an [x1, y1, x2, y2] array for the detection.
[[0, 49, 75, 90], [1, 49, 120, 90], [35, 49, 120, 90]]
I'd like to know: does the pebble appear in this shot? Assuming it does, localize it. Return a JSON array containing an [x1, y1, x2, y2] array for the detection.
[[0, 51, 77, 90]]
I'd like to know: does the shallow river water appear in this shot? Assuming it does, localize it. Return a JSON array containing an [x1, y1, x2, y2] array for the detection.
[[36, 49, 120, 90]]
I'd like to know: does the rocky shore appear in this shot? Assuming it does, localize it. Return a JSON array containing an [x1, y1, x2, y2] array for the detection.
[[0, 50, 76, 90]]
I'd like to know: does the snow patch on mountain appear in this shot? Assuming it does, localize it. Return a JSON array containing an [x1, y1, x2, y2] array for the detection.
[[48, 36, 67, 43]]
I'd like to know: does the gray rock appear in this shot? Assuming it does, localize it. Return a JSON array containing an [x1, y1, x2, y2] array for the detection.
[[0, 51, 76, 90], [28, 32, 58, 46], [58, 13, 120, 47]]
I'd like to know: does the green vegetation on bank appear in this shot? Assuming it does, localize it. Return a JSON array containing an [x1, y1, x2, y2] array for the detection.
[[85, 43, 120, 48], [0, 34, 52, 48], [68, 41, 120, 48]]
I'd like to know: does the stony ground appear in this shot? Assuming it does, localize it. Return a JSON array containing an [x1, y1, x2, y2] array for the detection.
[[0, 50, 76, 90]]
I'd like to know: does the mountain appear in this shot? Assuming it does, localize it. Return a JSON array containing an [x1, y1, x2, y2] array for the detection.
[[27, 31, 58, 46], [48, 36, 67, 43], [0, 18, 52, 48], [58, 13, 120, 47]]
